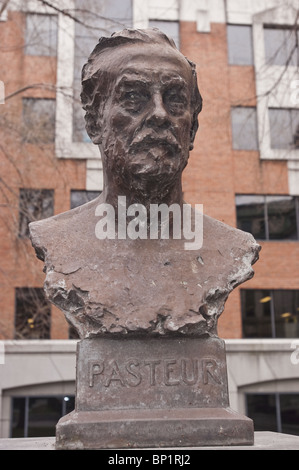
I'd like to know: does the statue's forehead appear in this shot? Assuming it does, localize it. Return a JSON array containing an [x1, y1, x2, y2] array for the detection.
[[89, 42, 192, 82], [115, 68, 189, 87]]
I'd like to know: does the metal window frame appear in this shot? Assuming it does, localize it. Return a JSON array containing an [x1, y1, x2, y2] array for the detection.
[[25, 12, 58, 57], [227, 23, 254, 66], [241, 288, 299, 339], [10, 395, 75, 438], [235, 194, 299, 241], [245, 392, 299, 434]]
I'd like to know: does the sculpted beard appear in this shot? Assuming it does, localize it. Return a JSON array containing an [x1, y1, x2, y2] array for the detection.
[[103, 126, 190, 198]]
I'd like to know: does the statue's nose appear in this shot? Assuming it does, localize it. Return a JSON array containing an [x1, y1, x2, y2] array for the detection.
[[146, 93, 171, 128]]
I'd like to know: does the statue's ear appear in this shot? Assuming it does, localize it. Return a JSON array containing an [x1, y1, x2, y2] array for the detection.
[[189, 88, 202, 150], [81, 73, 109, 145], [189, 117, 198, 150], [85, 114, 103, 145]]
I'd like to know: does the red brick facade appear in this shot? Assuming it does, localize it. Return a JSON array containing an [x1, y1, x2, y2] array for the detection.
[[0, 15, 298, 339], [0, 12, 85, 339], [181, 21, 299, 338]]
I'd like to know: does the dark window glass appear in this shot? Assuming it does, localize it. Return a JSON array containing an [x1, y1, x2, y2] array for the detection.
[[247, 394, 299, 436], [22, 98, 56, 144], [272, 290, 299, 338], [236, 195, 266, 239], [63, 395, 75, 415], [235, 195, 299, 241], [227, 24, 253, 65], [280, 395, 299, 436], [70, 190, 101, 209], [25, 13, 58, 56], [11, 397, 26, 438], [231, 107, 258, 150], [11, 396, 75, 437], [264, 27, 298, 66], [241, 289, 272, 338], [14, 288, 51, 339], [69, 325, 79, 339], [247, 394, 277, 432], [242, 289, 299, 339], [149, 20, 180, 48], [19, 188, 54, 238], [266, 196, 297, 240], [27, 397, 61, 437], [269, 108, 299, 150]]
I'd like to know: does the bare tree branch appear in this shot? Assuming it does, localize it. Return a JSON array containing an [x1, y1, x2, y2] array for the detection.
[[37, 0, 126, 30], [0, 0, 10, 16], [5, 83, 56, 101]]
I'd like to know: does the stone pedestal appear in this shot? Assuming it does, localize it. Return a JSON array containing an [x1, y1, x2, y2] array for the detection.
[[55, 336, 254, 449]]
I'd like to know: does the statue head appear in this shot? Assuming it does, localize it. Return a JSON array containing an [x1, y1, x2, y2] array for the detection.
[[81, 28, 202, 199]]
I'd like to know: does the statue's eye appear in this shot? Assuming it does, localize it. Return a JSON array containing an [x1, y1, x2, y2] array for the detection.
[[125, 91, 141, 102], [121, 88, 150, 113], [164, 87, 188, 115]]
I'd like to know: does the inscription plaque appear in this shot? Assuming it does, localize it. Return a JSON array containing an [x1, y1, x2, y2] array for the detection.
[[88, 357, 221, 388], [76, 337, 228, 412], [56, 336, 254, 449]]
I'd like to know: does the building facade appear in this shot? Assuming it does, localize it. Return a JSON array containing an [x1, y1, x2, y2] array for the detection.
[[0, 0, 298, 439]]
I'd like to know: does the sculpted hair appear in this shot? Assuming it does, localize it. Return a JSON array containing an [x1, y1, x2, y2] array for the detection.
[[81, 28, 203, 148]]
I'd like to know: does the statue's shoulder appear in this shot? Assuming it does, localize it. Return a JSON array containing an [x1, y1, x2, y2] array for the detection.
[[29, 196, 100, 261], [203, 212, 256, 244], [201, 212, 260, 264]]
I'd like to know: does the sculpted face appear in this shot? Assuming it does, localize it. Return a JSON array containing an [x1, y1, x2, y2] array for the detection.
[[99, 44, 194, 196]]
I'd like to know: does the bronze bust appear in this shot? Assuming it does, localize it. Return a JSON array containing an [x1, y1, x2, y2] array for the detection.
[[30, 28, 260, 339]]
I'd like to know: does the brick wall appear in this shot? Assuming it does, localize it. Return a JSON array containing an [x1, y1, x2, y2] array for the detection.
[[180, 21, 299, 338], [0, 15, 298, 340], [0, 12, 85, 339]]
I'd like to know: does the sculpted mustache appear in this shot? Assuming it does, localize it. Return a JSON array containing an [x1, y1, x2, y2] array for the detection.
[[129, 133, 181, 152]]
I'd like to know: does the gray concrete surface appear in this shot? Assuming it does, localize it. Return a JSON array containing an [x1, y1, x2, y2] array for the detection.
[[1, 432, 299, 450]]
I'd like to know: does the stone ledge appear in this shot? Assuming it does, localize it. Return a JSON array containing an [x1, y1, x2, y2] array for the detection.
[[1, 432, 299, 450], [55, 407, 254, 449]]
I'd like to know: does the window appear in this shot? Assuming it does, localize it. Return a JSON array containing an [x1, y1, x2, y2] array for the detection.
[[70, 190, 101, 209], [269, 108, 299, 150], [68, 325, 79, 339], [14, 288, 51, 339], [236, 195, 299, 240], [11, 395, 74, 437], [22, 98, 56, 144], [246, 394, 299, 436], [241, 289, 299, 338], [19, 189, 54, 238], [149, 20, 180, 49], [73, 0, 133, 142], [231, 107, 258, 150], [25, 13, 58, 56], [264, 26, 299, 66], [227, 24, 253, 65]]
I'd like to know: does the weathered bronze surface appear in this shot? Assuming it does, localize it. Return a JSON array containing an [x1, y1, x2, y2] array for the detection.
[[29, 28, 260, 448], [56, 337, 254, 449], [30, 28, 260, 339], [56, 407, 254, 449], [76, 337, 229, 412]]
